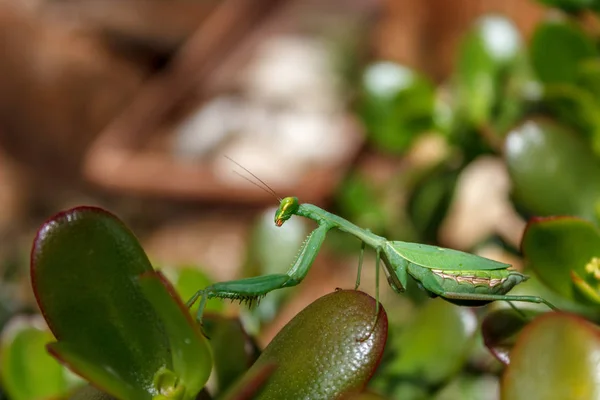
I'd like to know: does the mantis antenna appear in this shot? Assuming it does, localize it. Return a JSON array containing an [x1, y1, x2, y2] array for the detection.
[[224, 155, 281, 202]]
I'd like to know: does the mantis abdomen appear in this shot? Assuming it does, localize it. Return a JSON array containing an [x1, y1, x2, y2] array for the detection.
[[407, 264, 528, 306]]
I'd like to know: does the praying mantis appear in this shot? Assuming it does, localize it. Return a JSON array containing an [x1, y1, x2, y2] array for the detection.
[[187, 162, 557, 324]]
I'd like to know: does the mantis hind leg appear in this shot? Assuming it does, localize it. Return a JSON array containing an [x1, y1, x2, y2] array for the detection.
[[441, 292, 557, 311], [422, 283, 558, 311]]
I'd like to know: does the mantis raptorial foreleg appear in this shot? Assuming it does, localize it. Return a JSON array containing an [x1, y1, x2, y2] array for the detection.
[[188, 223, 330, 324]]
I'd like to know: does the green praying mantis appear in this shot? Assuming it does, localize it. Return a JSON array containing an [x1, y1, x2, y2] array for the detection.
[[187, 161, 557, 324]]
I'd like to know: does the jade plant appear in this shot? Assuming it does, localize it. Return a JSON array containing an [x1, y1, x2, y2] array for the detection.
[[5, 0, 600, 398], [8, 206, 387, 399], [30, 207, 212, 399]]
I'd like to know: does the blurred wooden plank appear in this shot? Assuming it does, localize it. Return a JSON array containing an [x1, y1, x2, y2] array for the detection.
[[83, 0, 374, 204], [94, 0, 285, 150], [45, 0, 217, 54]]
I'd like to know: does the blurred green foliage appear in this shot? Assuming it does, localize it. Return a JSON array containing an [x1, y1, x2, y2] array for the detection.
[[361, 62, 435, 153], [1, 323, 76, 400]]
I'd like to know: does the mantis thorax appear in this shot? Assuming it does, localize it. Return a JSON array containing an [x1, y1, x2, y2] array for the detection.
[[275, 197, 299, 227]]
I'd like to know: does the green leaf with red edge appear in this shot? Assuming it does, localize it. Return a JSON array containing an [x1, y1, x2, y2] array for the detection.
[[240, 290, 387, 399], [505, 119, 600, 223], [522, 216, 600, 305], [30, 207, 199, 399], [501, 313, 600, 399]]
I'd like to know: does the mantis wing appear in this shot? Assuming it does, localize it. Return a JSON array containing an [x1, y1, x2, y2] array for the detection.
[[387, 241, 510, 271]]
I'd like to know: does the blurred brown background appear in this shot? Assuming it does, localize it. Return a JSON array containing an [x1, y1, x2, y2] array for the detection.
[[0, 0, 543, 193]]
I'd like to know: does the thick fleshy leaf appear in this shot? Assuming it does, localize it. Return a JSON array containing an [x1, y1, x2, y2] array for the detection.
[[521, 216, 600, 303], [360, 61, 434, 153], [505, 119, 600, 222], [138, 271, 212, 398], [0, 322, 70, 400], [203, 315, 259, 395], [31, 207, 170, 398], [245, 290, 387, 399], [501, 313, 600, 399], [371, 300, 477, 397], [530, 18, 596, 84], [481, 309, 532, 365]]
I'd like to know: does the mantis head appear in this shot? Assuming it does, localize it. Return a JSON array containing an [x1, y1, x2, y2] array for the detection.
[[275, 197, 299, 227]]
